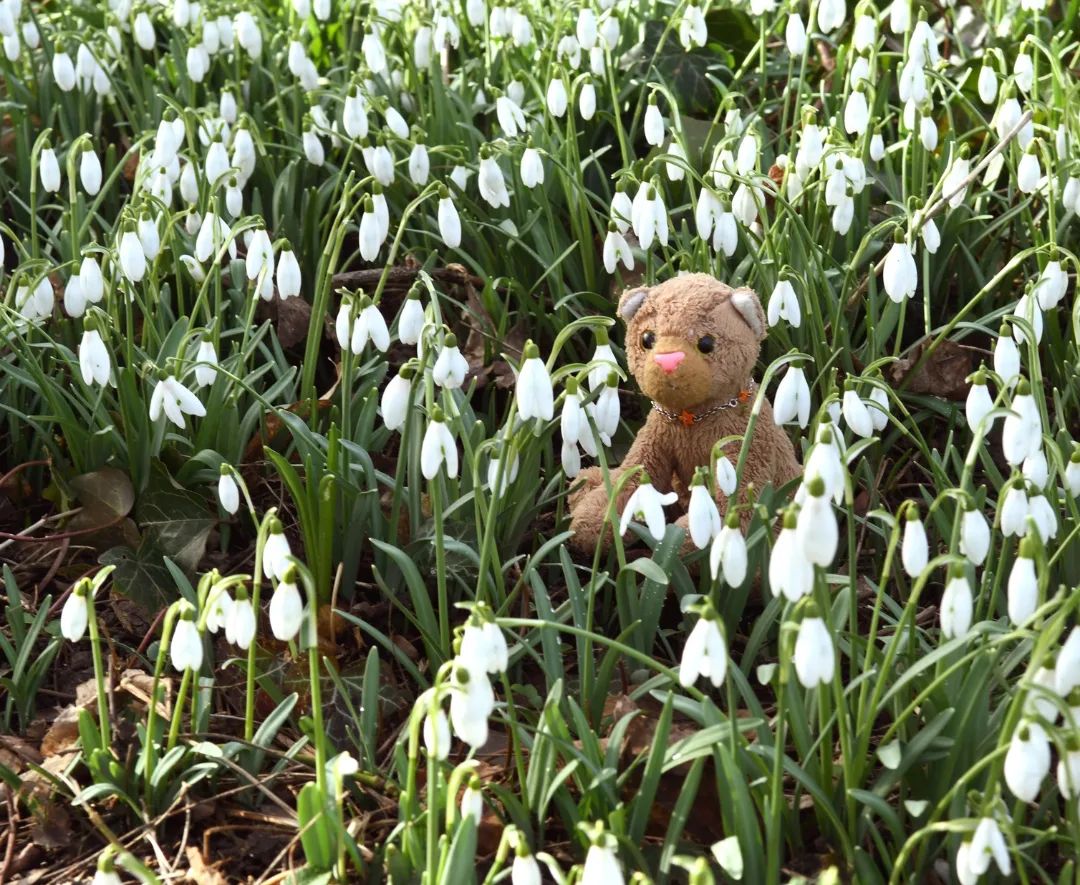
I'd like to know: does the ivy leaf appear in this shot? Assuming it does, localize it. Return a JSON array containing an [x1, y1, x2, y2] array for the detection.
[[135, 461, 214, 572], [100, 539, 174, 612]]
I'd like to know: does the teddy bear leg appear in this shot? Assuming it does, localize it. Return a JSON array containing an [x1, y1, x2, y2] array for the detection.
[[568, 484, 617, 552], [567, 466, 605, 511]]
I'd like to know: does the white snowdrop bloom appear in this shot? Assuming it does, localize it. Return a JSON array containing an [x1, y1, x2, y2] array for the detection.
[[478, 155, 510, 208], [217, 466, 240, 514], [940, 567, 973, 639], [710, 519, 747, 587], [15, 276, 53, 324], [224, 178, 243, 217], [731, 182, 759, 227], [1028, 493, 1056, 541], [687, 475, 722, 550], [186, 44, 210, 82], [853, 12, 877, 50], [794, 120, 824, 178], [867, 384, 890, 432], [712, 205, 737, 256], [558, 33, 583, 69], [302, 127, 324, 166], [460, 780, 483, 823], [39, 147, 60, 193], [421, 409, 458, 479], [79, 256, 104, 306], [269, 575, 304, 641], [360, 30, 387, 73], [397, 293, 425, 346], [806, 424, 845, 503], [844, 88, 869, 135], [78, 330, 110, 387], [959, 504, 991, 565], [578, 79, 596, 120], [119, 230, 147, 282], [246, 228, 274, 282], [1002, 382, 1041, 466], [422, 702, 451, 761], [849, 55, 871, 88], [978, 64, 998, 104], [1033, 260, 1068, 310], [869, 132, 885, 162], [205, 138, 230, 188], [794, 616, 835, 688], [882, 235, 917, 302], [343, 88, 368, 140], [901, 508, 929, 578], [797, 477, 838, 567], [1017, 147, 1041, 194], [644, 97, 665, 146], [620, 479, 678, 541], [546, 76, 569, 118], [576, 7, 598, 50], [766, 278, 800, 328], [993, 329, 1020, 385], [817, 0, 846, 34], [149, 375, 206, 427], [888, 0, 910, 33], [193, 338, 218, 388], [679, 610, 727, 687], [52, 46, 78, 90], [785, 12, 807, 55], [516, 341, 554, 421], [224, 591, 255, 650], [277, 249, 301, 299], [437, 190, 462, 248], [938, 151, 971, 209], [1063, 177, 1080, 214], [1066, 449, 1080, 498], [769, 514, 814, 601], [195, 212, 236, 263], [381, 369, 414, 432], [999, 480, 1029, 538], [842, 386, 874, 438], [588, 334, 618, 393], [603, 225, 633, 273], [1004, 721, 1050, 803], [495, 95, 526, 138], [599, 12, 620, 50], [773, 365, 811, 428], [79, 146, 102, 196], [1058, 749, 1080, 803], [1007, 539, 1038, 625], [1011, 292, 1043, 345], [487, 448, 520, 497], [714, 455, 737, 496], [664, 140, 687, 182], [1057, 627, 1080, 696], [408, 142, 430, 187], [909, 20, 938, 65], [920, 216, 940, 254], [61, 583, 89, 643], [520, 147, 544, 188], [449, 662, 495, 749], [593, 375, 621, 443], [680, 5, 708, 49], [3, 33, 19, 62], [358, 198, 383, 262], [695, 187, 721, 241], [261, 521, 293, 582], [170, 609, 203, 672], [995, 96, 1033, 150], [965, 817, 1011, 879], [137, 215, 161, 261], [179, 161, 200, 205], [1021, 448, 1047, 489], [1014, 50, 1034, 93], [433, 335, 469, 389], [64, 279, 85, 322], [350, 298, 390, 354], [581, 835, 624, 885], [512, 850, 542, 885]]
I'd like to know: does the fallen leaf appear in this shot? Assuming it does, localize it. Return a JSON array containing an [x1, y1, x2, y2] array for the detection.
[[185, 846, 229, 885], [887, 338, 973, 401]]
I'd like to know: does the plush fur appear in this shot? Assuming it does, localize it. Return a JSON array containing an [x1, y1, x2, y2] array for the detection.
[[568, 273, 802, 551]]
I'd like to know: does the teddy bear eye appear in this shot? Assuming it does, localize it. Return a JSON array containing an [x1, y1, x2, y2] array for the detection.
[[641, 330, 656, 350], [697, 335, 716, 354]]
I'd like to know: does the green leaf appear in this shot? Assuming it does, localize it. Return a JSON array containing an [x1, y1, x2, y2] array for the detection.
[[100, 538, 175, 612], [297, 782, 335, 871], [712, 836, 744, 880], [135, 461, 214, 571], [877, 740, 902, 770]]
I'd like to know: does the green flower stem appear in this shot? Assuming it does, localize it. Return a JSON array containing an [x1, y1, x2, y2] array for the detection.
[[86, 587, 111, 750], [244, 511, 274, 742]]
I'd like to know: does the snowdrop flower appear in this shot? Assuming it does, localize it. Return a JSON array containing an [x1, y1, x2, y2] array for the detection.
[[962, 817, 1011, 880], [817, 0, 847, 34], [358, 197, 383, 262], [680, 5, 708, 49], [1058, 746, 1080, 804], [867, 383, 890, 432], [978, 64, 998, 104], [1028, 493, 1056, 541], [869, 130, 885, 162], [993, 326, 1020, 386], [516, 341, 554, 421], [408, 142, 430, 187], [149, 375, 206, 428], [1002, 380, 1041, 466], [478, 153, 510, 208], [72, 259, 100, 309], [276, 248, 301, 299], [766, 277, 801, 328], [853, 11, 877, 51], [437, 187, 462, 248], [592, 372, 621, 444], [882, 231, 917, 302], [245, 228, 274, 285], [459, 612, 509, 674], [39, 146, 60, 193], [546, 75, 568, 117], [1022, 448, 1048, 489], [794, 615, 835, 688], [137, 215, 161, 262], [460, 778, 484, 822], [53, 45, 76, 91], [449, 661, 494, 749], [79, 145, 102, 196], [384, 105, 409, 140], [769, 510, 814, 601], [965, 369, 994, 432], [433, 334, 469, 389], [487, 445, 520, 496], [61, 581, 90, 642], [920, 216, 940, 254], [1004, 721, 1050, 803], [79, 327, 110, 387], [940, 565, 974, 640], [999, 478, 1029, 538], [710, 513, 748, 586], [901, 505, 929, 578], [1033, 259, 1068, 311], [679, 605, 727, 688], [959, 503, 991, 566], [195, 212, 235, 263], [610, 186, 634, 234], [1007, 536, 1038, 625], [619, 477, 678, 541], [844, 85, 869, 135], [773, 365, 811, 428], [343, 87, 369, 140], [889, 0, 910, 32], [269, 571, 304, 641], [302, 123, 324, 166], [421, 408, 458, 479], [687, 470, 722, 549], [797, 476, 838, 567], [170, 606, 203, 671], [1014, 49, 1034, 93], [422, 700, 451, 760], [581, 828, 624, 885], [520, 146, 544, 188], [217, 466, 240, 515], [381, 368, 414, 432], [263, 521, 292, 581], [578, 79, 596, 120], [603, 223, 633, 274], [62, 277, 86, 318], [643, 96, 665, 147], [1066, 448, 1080, 498], [496, 94, 527, 138], [1011, 291, 1043, 345], [398, 291, 425, 346], [1057, 627, 1080, 696], [842, 384, 874, 438], [1017, 144, 1041, 194], [941, 148, 971, 209], [785, 12, 807, 55], [511, 844, 542, 885]]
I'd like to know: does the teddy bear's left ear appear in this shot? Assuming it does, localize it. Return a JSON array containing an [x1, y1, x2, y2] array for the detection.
[[730, 288, 766, 341], [618, 286, 650, 323]]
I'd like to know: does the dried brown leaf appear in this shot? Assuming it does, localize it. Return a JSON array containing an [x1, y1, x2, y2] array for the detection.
[[888, 338, 973, 401]]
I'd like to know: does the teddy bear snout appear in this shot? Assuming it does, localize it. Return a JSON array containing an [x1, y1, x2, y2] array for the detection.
[[653, 351, 686, 374]]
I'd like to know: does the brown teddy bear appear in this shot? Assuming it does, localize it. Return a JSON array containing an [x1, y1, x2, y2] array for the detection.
[[568, 273, 802, 551]]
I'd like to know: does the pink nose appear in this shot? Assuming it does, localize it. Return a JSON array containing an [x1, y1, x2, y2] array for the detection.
[[654, 351, 685, 374]]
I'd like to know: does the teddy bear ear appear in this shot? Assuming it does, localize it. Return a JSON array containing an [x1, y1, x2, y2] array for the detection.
[[618, 287, 650, 323], [729, 288, 766, 341]]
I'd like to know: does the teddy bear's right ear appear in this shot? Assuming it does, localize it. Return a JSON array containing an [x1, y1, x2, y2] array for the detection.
[[618, 287, 650, 323], [730, 287, 766, 341]]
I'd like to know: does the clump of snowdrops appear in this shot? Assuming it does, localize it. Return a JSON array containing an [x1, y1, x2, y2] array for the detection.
[[1, 0, 1079, 881]]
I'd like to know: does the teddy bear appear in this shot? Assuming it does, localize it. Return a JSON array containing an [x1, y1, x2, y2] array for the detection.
[[568, 273, 802, 551]]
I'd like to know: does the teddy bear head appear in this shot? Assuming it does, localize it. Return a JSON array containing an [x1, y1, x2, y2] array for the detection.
[[617, 273, 766, 413]]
